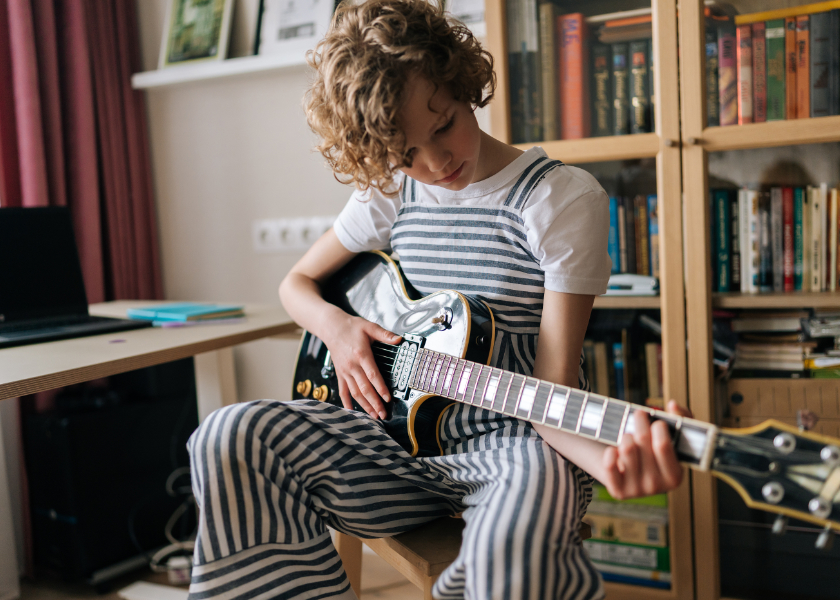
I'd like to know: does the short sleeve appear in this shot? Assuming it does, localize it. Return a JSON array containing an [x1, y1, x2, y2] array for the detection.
[[333, 180, 403, 253], [522, 167, 612, 295]]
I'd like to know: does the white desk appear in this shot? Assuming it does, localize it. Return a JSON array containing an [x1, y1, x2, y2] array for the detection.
[[0, 301, 298, 597]]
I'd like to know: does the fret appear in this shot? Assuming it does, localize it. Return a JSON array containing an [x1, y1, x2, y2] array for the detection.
[[408, 351, 422, 389], [437, 356, 453, 395], [508, 375, 527, 416], [560, 389, 586, 432], [419, 352, 433, 391], [617, 404, 632, 445], [540, 384, 556, 424], [545, 387, 570, 426], [574, 393, 590, 433], [444, 357, 458, 397], [515, 378, 536, 417], [522, 380, 542, 420], [594, 398, 608, 439], [468, 365, 484, 406], [430, 354, 444, 393], [599, 399, 628, 444], [455, 362, 471, 400], [483, 369, 500, 408], [579, 396, 605, 438], [496, 372, 515, 413]]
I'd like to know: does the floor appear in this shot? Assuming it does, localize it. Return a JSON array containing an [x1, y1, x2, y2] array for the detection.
[[19, 549, 423, 600]]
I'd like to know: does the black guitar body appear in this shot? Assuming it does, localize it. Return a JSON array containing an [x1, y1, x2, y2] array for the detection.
[[292, 251, 495, 457]]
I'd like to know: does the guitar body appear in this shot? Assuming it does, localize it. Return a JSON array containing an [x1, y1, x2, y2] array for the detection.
[[292, 251, 495, 456]]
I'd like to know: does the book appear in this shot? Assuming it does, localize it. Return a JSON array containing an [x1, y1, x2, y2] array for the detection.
[[714, 189, 731, 291], [594, 341, 611, 397], [782, 186, 794, 292], [796, 15, 810, 119], [758, 190, 773, 291], [612, 43, 631, 135], [538, 2, 559, 140], [718, 22, 738, 126], [634, 194, 650, 276], [613, 341, 625, 400], [705, 23, 720, 126], [559, 13, 590, 139], [810, 11, 832, 118], [625, 196, 637, 275], [821, 183, 829, 291], [731, 312, 808, 332], [831, 186, 839, 291], [736, 24, 753, 124], [765, 19, 787, 121], [591, 483, 668, 508], [583, 539, 671, 572], [618, 196, 628, 272], [746, 188, 760, 293], [644, 342, 662, 401], [608, 196, 620, 273], [621, 328, 631, 402], [771, 187, 784, 292], [751, 21, 767, 122], [785, 17, 797, 120], [730, 189, 741, 292], [594, 563, 672, 588], [583, 339, 597, 391], [734, 1, 840, 25], [506, 0, 541, 143], [803, 187, 812, 292], [831, 10, 840, 115], [811, 185, 823, 291], [835, 188, 840, 289], [648, 195, 660, 279], [794, 187, 805, 290], [592, 43, 613, 136], [584, 512, 668, 548], [629, 39, 651, 133], [648, 38, 655, 126], [126, 303, 245, 322]]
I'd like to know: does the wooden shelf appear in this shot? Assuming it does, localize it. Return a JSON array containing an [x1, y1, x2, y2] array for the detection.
[[131, 53, 308, 89], [515, 133, 662, 164], [713, 291, 840, 309], [594, 295, 660, 309], [696, 115, 840, 153]]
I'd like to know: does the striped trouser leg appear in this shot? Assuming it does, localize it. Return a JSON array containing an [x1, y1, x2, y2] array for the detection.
[[186, 399, 462, 600], [429, 409, 604, 600]]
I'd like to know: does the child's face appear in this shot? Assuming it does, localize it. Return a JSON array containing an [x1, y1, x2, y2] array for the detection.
[[397, 75, 481, 191]]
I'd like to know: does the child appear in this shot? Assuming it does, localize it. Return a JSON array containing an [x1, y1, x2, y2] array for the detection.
[[187, 1, 689, 598]]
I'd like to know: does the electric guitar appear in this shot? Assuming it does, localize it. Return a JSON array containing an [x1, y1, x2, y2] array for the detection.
[[292, 251, 840, 541]]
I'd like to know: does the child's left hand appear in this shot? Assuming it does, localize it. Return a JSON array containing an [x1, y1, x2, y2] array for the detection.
[[599, 400, 693, 500]]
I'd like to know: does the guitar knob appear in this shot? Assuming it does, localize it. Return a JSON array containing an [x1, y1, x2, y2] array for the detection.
[[762, 482, 784, 504], [808, 497, 832, 519], [296, 380, 312, 397], [821, 445, 840, 465], [771, 515, 788, 535], [773, 432, 796, 454], [476, 334, 487, 346], [312, 385, 330, 401], [816, 525, 835, 551]]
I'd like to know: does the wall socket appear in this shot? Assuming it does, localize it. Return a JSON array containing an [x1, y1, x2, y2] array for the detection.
[[252, 216, 337, 253]]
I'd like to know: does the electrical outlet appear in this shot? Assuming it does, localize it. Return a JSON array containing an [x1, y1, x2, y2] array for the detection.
[[252, 216, 337, 253]]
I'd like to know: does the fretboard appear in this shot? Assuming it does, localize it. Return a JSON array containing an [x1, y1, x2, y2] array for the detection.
[[408, 348, 717, 470]]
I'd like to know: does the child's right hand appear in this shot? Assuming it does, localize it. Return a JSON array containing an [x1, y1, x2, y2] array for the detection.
[[320, 311, 402, 420]]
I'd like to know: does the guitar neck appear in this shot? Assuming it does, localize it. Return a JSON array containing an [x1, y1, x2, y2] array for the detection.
[[409, 348, 717, 471]]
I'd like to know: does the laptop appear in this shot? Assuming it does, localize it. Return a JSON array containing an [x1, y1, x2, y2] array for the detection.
[[0, 206, 152, 349]]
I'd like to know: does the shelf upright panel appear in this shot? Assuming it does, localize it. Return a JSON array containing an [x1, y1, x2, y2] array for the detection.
[[678, 1, 719, 600], [484, 0, 511, 143]]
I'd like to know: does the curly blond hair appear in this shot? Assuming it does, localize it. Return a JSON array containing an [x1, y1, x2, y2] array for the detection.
[[305, 0, 495, 192]]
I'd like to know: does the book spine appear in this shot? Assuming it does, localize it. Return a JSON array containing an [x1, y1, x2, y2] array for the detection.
[[736, 25, 754, 124], [506, 0, 526, 143], [585, 512, 668, 548], [831, 186, 838, 291], [595, 342, 611, 398], [751, 22, 767, 122], [538, 2, 559, 140], [796, 15, 810, 119], [748, 189, 761, 292], [715, 190, 731, 291], [635, 195, 650, 275], [809, 11, 831, 118], [730, 190, 741, 291], [811, 186, 822, 291], [785, 17, 798, 120], [718, 25, 738, 126], [771, 187, 784, 291], [630, 40, 651, 133], [560, 13, 590, 139], [835, 188, 840, 289], [613, 341, 625, 400], [612, 43, 630, 135], [783, 186, 794, 291], [765, 19, 787, 120], [609, 196, 620, 273], [583, 539, 671, 572], [592, 44, 613, 136], [648, 195, 660, 279], [625, 196, 637, 274], [820, 183, 829, 291], [645, 343, 661, 401], [648, 39, 655, 127], [706, 24, 720, 126], [803, 187, 812, 290], [738, 189, 750, 291], [618, 197, 628, 273], [759, 191, 773, 291], [831, 10, 840, 115], [733, 1, 840, 25], [794, 187, 804, 290]]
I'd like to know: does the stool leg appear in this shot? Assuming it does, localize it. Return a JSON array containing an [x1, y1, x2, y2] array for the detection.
[[423, 575, 436, 600], [335, 531, 363, 597]]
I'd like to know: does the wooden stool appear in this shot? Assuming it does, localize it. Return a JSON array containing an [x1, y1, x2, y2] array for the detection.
[[335, 518, 592, 600]]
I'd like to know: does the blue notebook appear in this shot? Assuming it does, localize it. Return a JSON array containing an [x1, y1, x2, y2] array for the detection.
[[126, 302, 244, 322]]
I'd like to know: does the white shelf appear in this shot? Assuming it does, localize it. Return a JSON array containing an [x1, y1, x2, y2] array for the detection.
[[131, 53, 308, 90]]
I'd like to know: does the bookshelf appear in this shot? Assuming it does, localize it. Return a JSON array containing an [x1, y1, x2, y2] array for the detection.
[[485, 1, 693, 599], [679, 1, 840, 599]]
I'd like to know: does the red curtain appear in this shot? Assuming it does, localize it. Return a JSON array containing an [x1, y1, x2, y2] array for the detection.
[[0, 0, 163, 301]]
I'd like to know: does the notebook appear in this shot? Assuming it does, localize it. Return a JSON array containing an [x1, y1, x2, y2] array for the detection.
[[0, 207, 152, 349]]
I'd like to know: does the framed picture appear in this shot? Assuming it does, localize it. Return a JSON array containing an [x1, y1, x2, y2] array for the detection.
[[253, 0, 336, 59], [159, 0, 235, 68]]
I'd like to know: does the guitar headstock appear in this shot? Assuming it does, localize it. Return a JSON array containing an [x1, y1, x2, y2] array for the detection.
[[713, 420, 840, 542]]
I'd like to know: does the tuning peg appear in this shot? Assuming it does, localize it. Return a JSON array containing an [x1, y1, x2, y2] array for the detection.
[[771, 515, 788, 535], [797, 409, 819, 431], [816, 525, 835, 551]]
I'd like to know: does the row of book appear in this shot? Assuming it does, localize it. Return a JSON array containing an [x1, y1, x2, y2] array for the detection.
[[609, 195, 659, 277], [583, 483, 671, 588], [707, 1, 840, 127], [716, 309, 840, 378], [506, 4, 656, 143], [582, 336, 662, 406], [711, 185, 840, 293]]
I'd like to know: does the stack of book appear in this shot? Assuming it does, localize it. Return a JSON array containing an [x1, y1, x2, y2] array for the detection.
[[583, 483, 671, 589], [609, 195, 659, 277], [506, 5, 655, 143], [126, 303, 245, 326], [706, 1, 840, 127], [711, 184, 840, 293]]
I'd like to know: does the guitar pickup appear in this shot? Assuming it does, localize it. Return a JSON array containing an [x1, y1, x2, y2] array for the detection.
[[392, 333, 424, 400]]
